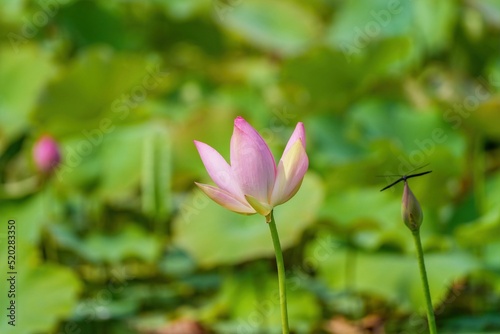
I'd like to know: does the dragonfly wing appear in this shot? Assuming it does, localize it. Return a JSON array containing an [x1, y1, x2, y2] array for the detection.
[[406, 170, 432, 180]]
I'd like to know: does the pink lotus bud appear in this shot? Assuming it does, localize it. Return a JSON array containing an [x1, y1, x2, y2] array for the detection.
[[401, 181, 423, 231], [33, 135, 61, 174], [194, 116, 309, 219]]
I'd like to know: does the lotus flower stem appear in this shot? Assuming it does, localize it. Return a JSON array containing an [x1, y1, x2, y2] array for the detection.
[[411, 230, 437, 334], [267, 210, 289, 334]]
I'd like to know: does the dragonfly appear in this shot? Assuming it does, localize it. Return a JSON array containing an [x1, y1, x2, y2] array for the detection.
[[379, 164, 432, 192]]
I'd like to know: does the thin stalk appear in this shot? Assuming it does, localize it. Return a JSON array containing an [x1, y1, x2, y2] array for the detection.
[[472, 133, 486, 215], [267, 211, 289, 334], [42, 179, 58, 262], [412, 230, 437, 334]]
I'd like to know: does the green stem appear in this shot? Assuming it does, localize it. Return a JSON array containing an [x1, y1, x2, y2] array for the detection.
[[472, 133, 486, 215], [267, 211, 289, 334], [412, 230, 437, 334]]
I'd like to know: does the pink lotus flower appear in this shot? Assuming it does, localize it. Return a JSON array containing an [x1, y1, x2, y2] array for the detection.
[[33, 135, 61, 174], [194, 116, 308, 218]]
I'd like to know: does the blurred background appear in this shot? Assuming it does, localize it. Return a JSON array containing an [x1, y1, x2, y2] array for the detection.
[[1, 0, 500, 333]]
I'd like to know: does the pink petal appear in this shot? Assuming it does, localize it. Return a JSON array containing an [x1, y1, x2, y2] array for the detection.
[[282, 122, 306, 157], [195, 183, 256, 214], [194, 140, 245, 202], [271, 140, 309, 206], [230, 116, 276, 204]]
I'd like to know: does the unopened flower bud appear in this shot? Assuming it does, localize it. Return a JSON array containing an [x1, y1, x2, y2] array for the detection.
[[33, 135, 61, 174], [401, 181, 423, 231]]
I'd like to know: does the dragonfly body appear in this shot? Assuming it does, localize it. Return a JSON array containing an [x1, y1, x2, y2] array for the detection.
[[380, 170, 432, 191]]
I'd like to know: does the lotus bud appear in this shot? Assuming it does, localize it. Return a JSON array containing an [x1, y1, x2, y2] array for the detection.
[[401, 181, 423, 231], [33, 135, 61, 174]]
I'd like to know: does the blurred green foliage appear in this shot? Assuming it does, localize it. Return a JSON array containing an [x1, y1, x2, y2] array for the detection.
[[0, 0, 500, 333]]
